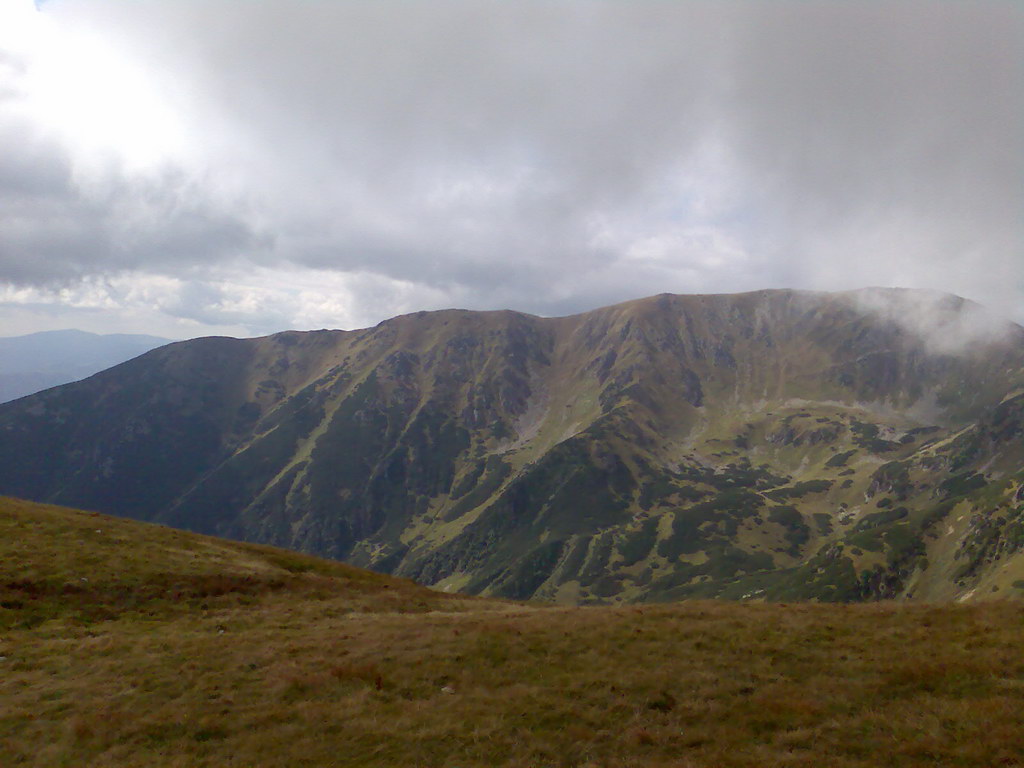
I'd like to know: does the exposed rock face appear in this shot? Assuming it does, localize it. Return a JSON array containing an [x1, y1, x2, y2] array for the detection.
[[2, 288, 1023, 604]]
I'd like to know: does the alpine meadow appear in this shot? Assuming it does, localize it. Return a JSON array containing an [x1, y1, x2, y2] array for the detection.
[[3, 496, 1024, 767]]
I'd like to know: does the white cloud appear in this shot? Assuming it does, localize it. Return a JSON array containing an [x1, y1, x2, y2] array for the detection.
[[844, 287, 1020, 356], [0, 0, 1019, 338]]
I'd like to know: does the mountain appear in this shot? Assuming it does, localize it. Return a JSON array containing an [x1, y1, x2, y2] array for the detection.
[[0, 329, 170, 403], [4, 496, 1022, 767], [1, 288, 1023, 604]]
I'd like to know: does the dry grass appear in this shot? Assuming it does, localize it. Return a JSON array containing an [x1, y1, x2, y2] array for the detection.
[[3, 497, 1024, 767], [0, 496, 474, 630]]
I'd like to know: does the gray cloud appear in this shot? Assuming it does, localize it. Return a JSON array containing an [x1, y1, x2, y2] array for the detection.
[[0, 112, 264, 285], [0, 0, 1020, 336]]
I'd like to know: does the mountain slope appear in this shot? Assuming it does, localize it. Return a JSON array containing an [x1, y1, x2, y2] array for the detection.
[[0, 329, 170, 403], [4, 497, 1024, 767], [0, 495, 471, 630], [1, 288, 1023, 603]]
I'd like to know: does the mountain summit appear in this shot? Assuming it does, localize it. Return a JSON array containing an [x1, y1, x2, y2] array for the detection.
[[2, 289, 1022, 603]]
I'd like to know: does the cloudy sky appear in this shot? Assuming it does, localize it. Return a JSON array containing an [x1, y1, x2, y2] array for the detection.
[[0, 0, 1020, 339]]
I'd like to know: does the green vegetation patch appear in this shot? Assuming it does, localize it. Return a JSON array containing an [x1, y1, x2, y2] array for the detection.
[[491, 539, 567, 600], [768, 505, 811, 555], [850, 420, 901, 453], [869, 461, 911, 500], [765, 479, 833, 502], [617, 518, 660, 568], [853, 506, 909, 532], [940, 471, 989, 500], [813, 512, 834, 536], [657, 488, 766, 561], [825, 449, 857, 468], [442, 456, 511, 522], [768, 548, 862, 602]]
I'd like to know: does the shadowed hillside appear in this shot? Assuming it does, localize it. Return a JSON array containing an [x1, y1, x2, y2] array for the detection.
[[1, 289, 1023, 603]]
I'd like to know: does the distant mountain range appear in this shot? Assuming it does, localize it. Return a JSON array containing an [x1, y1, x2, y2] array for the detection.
[[0, 329, 170, 403], [1, 289, 1022, 604]]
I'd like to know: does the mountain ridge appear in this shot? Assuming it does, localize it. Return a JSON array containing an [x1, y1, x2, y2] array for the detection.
[[1, 288, 1022, 604]]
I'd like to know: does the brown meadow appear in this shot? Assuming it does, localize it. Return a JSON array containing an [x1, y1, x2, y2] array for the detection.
[[2, 497, 1023, 767]]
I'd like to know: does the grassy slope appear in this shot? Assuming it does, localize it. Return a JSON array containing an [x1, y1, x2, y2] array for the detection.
[[4, 498, 1024, 767], [0, 496, 476, 629]]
